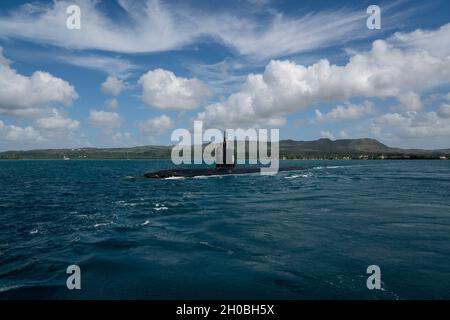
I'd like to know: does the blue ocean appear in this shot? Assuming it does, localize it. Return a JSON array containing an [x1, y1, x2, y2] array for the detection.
[[0, 160, 449, 299]]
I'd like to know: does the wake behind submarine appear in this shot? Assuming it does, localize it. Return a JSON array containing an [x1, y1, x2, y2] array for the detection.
[[144, 135, 304, 179]]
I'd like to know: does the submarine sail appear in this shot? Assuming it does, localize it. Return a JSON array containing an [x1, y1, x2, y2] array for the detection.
[[215, 132, 234, 168]]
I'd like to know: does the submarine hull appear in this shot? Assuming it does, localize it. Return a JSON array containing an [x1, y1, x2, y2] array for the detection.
[[144, 166, 305, 179]]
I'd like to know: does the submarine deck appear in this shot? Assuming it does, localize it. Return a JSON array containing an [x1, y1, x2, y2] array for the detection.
[[144, 166, 305, 179]]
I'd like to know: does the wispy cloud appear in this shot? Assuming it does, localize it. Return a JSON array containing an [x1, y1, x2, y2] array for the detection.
[[0, 0, 418, 60], [58, 54, 138, 77], [183, 58, 249, 95]]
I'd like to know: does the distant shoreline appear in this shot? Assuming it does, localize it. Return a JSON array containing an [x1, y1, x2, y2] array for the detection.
[[1, 138, 449, 161], [0, 157, 448, 161]]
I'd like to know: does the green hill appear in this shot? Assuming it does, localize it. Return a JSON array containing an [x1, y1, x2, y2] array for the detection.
[[0, 138, 448, 160]]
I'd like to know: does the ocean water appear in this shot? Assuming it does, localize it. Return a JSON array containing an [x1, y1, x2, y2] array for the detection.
[[0, 160, 449, 299]]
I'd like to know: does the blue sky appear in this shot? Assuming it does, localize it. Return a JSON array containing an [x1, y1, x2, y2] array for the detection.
[[0, 0, 450, 151]]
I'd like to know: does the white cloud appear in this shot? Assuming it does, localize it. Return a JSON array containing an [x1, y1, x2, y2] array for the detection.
[[390, 23, 450, 58], [197, 35, 450, 128], [0, 47, 78, 117], [339, 130, 349, 139], [101, 76, 128, 96], [0, 47, 11, 65], [315, 101, 375, 122], [88, 110, 121, 129], [139, 114, 173, 136], [112, 132, 132, 145], [59, 54, 137, 78], [396, 91, 423, 111], [184, 59, 248, 95], [437, 104, 450, 118], [0, 0, 393, 60], [35, 109, 79, 130], [105, 98, 119, 109], [0, 120, 44, 143], [372, 111, 450, 139], [320, 130, 335, 140], [139, 69, 212, 110]]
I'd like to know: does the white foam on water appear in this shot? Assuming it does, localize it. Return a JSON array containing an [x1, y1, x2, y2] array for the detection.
[[193, 175, 222, 179], [94, 223, 111, 228], [29, 229, 39, 235], [164, 176, 186, 180], [126, 203, 138, 207], [141, 220, 151, 226], [313, 165, 347, 170], [116, 200, 138, 207], [0, 284, 24, 293], [285, 173, 312, 179], [153, 203, 168, 211]]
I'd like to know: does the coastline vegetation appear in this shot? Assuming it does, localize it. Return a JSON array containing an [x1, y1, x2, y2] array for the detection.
[[0, 138, 448, 160]]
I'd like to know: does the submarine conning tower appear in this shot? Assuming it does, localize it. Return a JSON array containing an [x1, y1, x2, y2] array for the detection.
[[216, 131, 235, 168]]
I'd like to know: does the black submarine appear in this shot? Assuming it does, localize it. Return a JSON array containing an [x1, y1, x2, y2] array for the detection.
[[144, 134, 304, 179]]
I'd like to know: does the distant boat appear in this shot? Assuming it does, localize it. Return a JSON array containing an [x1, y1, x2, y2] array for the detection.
[[63, 155, 70, 161]]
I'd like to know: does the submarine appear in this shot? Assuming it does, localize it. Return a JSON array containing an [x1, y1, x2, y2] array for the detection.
[[144, 134, 304, 179]]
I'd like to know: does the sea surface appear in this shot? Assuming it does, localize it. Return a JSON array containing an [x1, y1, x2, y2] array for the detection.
[[0, 160, 449, 299]]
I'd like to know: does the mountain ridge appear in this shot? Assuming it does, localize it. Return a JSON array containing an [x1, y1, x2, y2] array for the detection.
[[0, 138, 449, 160]]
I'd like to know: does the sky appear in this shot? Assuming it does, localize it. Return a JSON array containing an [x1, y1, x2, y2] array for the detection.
[[0, 0, 450, 151]]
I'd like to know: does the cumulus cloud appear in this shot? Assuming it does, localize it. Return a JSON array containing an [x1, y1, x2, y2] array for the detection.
[[0, 120, 44, 143], [88, 110, 121, 129], [390, 23, 450, 58], [396, 91, 423, 111], [138, 114, 173, 136], [0, 47, 78, 117], [339, 130, 349, 139], [35, 110, 79, 131], [0, 0, 393, 60], [315, 101, 375, 122], [320, 130, 335, 140], [112, 132, 132, 145], [437, 104, 450, 118], [101, 76, 128, 96], [139, 69, 212, 110], [105, 98, 119, 109], [372, 111, 450, 139], [197, 35, 450, 128], [0, 47, 11, 65]]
